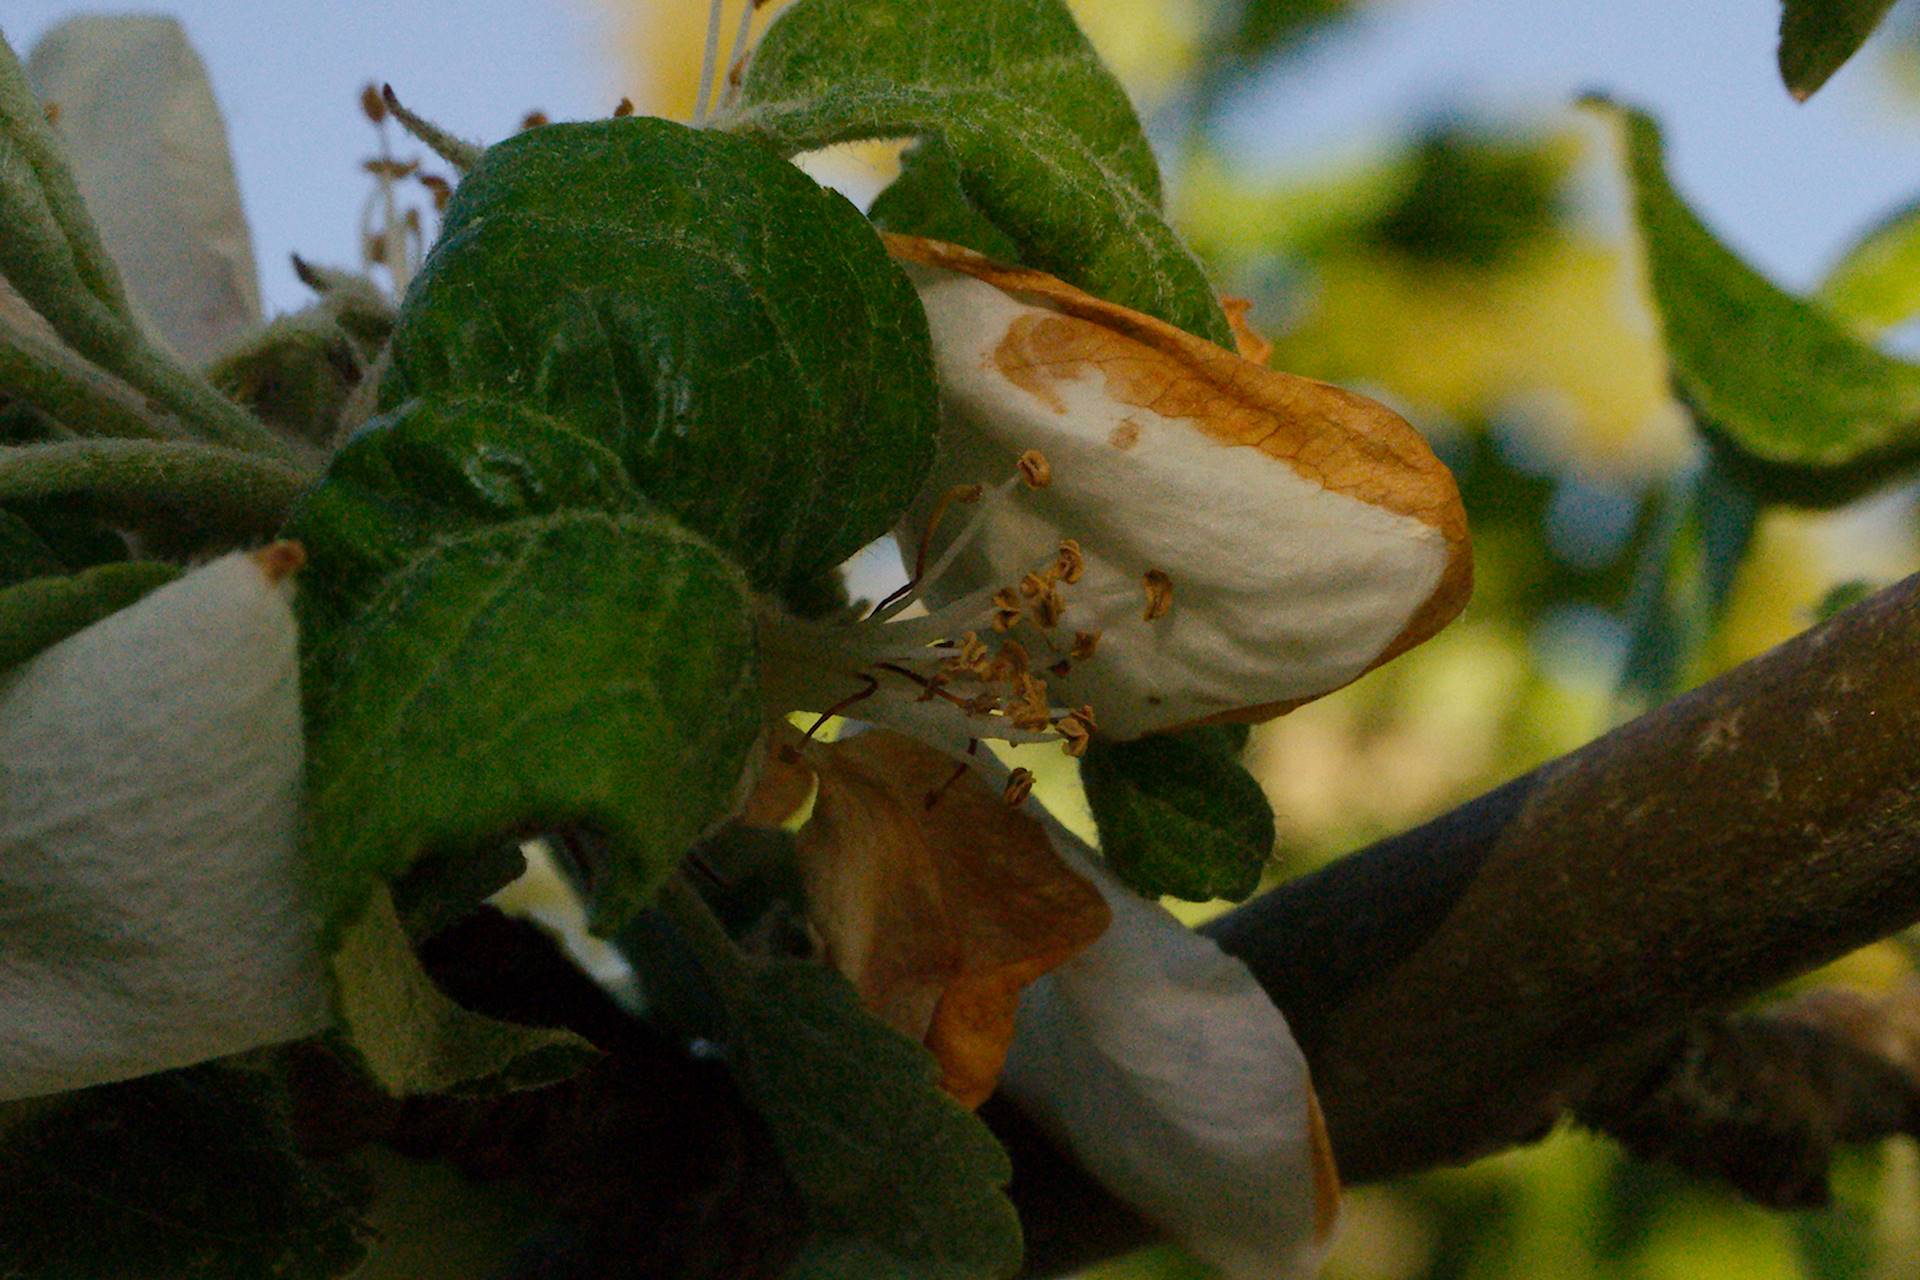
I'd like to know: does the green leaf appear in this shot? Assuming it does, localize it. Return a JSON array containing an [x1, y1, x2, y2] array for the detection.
[[727, 959, 1021, 1278], [1817, 196, 1920, 335], [1814, 578, 1880, 621], [1615, 453, 1761, 713], [329, 886, 596, 1096], [724, 0, 1232, 347], [1597, 99, 1920, 497], [1779, 0, 1899, 100], [0, 1064, 372, 1279], [293, 472, 762, 937], [868, 141, 1022, 263], [1366, 129, 1565, 269], [382, 117, 937, 591], [287, 395, 644, 634], [0, 506, 64, 586], [1080, 728, 1275, 903], [1217, 0, 1353, 62], [0, 558, 177, 673]]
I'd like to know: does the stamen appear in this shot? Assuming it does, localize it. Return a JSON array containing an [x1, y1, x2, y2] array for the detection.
[[1008, 674, 1052, 731], [720, 0, 761, 111], [1018, 449, 1052, 488], [869, 482, 984, 621], [613, 97, 636, 118], [1070, 630, 1101, 661], [991, 588, 1023, 632], [803, 672, 880, 743], [1056, 707, 1096, 758], [1053, 539, 1085, 584], [1002, 768, 1036, 807], [693, 0, 726, 125], [1143, 569, 1174, 621], [927, 757, 972, 810]]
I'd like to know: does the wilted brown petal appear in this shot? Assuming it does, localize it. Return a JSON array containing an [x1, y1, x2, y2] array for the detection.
[[796, 731, 1111, 1106]]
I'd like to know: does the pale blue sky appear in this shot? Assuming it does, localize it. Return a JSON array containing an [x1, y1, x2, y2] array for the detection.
[[6, 0, 1920, 310]]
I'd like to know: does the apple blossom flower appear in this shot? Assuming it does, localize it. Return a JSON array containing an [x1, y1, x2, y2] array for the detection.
[[1002, 821, 1341, 1280], [0, 547, 328, 1102], [758, 235, 1470, 757]]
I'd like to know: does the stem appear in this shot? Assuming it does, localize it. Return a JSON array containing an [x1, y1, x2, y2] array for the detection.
[[0, 36, 300, 466], [0, 317, 172, 441], [0, 34, 133, 321], [0, 439, 312, 535]]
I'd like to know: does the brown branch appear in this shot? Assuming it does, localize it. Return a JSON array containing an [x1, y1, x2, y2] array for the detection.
[[1575, 984, 1920, 1207], [1016, 571, 1920, 1273], [1211, 570, 1920, 1181]]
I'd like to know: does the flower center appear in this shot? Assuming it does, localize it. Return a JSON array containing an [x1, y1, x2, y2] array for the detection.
[[757, 449, 1173, 802]]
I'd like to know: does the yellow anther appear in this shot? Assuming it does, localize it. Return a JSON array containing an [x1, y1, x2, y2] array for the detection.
[[1053, 539, 1086, 585], [1017, 449, 1052, 489], [991, 587, 1023, 632], [1003, 767, 1036, 807], [1142, 569, 1173, 622], [1070, 630, 1101, 661], [1009, 674, 1052, 730], [1056, 711, 1095, 758], [1019, 571, 1052, 601], [989, 639, 1031, 680], [1031, 582, 1066, 630]]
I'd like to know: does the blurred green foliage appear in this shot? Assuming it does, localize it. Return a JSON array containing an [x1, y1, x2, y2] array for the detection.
[[1075, 2, 1920, 1278]]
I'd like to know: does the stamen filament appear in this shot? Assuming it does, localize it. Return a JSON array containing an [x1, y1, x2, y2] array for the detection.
[[693, 0, 726, 125]]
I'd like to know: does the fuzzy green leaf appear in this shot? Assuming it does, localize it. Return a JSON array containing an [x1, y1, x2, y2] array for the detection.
[[868, 142, 1022, 262], [329, 886, 596, 1096], [0, 1064, 372, 1279], [1081, 727, 1274, 903], [727, 960, 1021, 1279], [1817, 196, 1920, 336], [382, 117, 936, 591], [1219, 0, 1353, 60], [0, 507, 64, 586], [1600, 100, 1920, 495], [0, 558, 177, 673], [725, 0, 1231, 347], [292, 428, 761, 937], [1779, 0, 1899, 100]]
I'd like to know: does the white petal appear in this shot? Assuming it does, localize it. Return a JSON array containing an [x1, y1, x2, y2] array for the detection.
[[0, 549, 328, 1102], [28, 16, 262, 362], [893, 240, 1469, 739], [1001, 827, 1339, 1279]]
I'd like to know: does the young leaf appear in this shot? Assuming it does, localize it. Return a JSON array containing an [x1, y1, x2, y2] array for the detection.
[[329, 886, 596, 1096], [1778, 0, 1899, 101], [868, 141, 1022, 264], [1817, 196, 1920, 336], [723, 0, 1233, 347], [726, 958, 1023, 1278], [1597, 100, 1920, 497], [0, 1065, 372, 1279], [1081, 727, 1276, 903], [0, 557, 177, 672], [296, 500, 761, 940], [382, 117, 937, 590]]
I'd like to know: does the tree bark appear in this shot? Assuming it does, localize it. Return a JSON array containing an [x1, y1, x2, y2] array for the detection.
[[1017, 571, 1920, 1271]]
